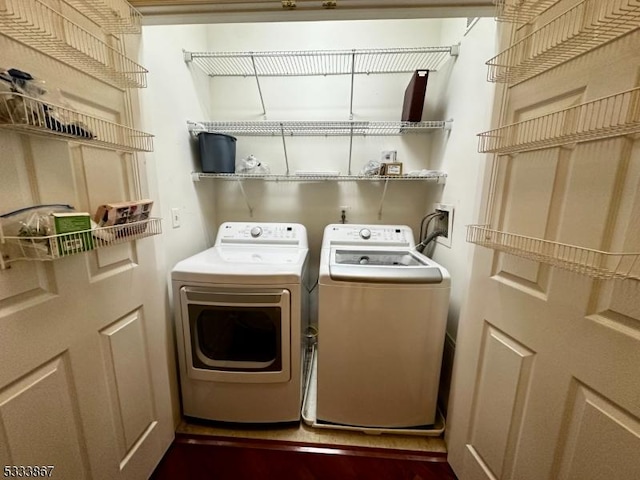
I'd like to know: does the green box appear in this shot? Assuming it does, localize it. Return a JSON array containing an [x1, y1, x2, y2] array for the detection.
[[52, 212, 94, 256]]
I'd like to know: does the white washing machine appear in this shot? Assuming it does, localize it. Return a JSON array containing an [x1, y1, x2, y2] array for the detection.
[[171, 222, 309, 423], [316, 224, 450, 428]]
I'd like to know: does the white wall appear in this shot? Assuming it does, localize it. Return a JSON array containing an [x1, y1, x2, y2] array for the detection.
[[427, 18, 497, 411], [429, 17, 497, 340], [140, 24, 217, 276]]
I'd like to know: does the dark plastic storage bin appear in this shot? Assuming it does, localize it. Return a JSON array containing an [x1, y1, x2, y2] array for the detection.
[[198, 132, 237, 173]]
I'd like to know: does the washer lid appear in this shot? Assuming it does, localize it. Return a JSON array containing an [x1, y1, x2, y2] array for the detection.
[[171, 245, 308, 283], [329, 249, 443, 284]]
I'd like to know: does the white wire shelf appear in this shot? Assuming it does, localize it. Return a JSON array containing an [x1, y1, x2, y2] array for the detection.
[[477, 87, 640, 154], [494, 0, 562, 24], [467, 225, 640, 280], [184, 46, 458, 77], [487, 0, 640, 84], [64, 0, 143, 35], [0, 218, 162, 269], [0, 93, 154, 152], [188, 121, 451, 137], [192, 173, 447, 182], [0, 0, 147, 89]]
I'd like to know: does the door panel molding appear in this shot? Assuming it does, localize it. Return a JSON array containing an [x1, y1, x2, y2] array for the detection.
[[100, 309, 156, 456], [469, 324, 535, 479], [0, 354, 91, 478], [553, 380, 640, 480]]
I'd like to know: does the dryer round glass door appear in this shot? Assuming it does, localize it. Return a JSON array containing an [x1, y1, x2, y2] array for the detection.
[[179, 287, 291, 383]]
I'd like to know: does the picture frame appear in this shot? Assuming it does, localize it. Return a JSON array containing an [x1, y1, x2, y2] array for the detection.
[[383, 162, 403, 176]]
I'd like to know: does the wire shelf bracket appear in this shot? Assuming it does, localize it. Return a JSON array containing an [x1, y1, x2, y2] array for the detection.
[[487, 0, 640, 85], [0, 93, 154, 152], [477, 87, 640, 154], [0, 0, 148, 89], [466, 225, 640, 281], [0, 218, 162, 269]]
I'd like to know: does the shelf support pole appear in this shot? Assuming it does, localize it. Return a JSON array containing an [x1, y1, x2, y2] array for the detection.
[[377, 178, 390, 219], [280, 123, 290, 175], [236, 178, 254, 217], [349, 50, 356, 120], [250, 54, 267, 118], [348, 124, 354, 175]]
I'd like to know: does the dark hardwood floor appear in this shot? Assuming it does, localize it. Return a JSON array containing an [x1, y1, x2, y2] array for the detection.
[[151, 434, 458, 480]]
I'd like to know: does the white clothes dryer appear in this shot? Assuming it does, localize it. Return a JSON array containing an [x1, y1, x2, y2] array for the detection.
[[316, 224, 450, 428], [171, 222, 309, 423]]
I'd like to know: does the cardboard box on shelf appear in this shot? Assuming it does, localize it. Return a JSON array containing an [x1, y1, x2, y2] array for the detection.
[[93, 199, 153, 237], [51, 212, 94, 256]]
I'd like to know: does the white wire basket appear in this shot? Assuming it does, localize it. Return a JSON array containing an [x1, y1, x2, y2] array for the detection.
[[0, 217, 162, 268], [0, 0, 147, 88], [493, 0, 562, 24], [0, 93, 154, 152], [477, 87, 640, 154], [487, 0, 640, 84], [466, 225, 640, 280], [63, 0, 143, 35]]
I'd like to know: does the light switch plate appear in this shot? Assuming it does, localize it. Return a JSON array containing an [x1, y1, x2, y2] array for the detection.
[[171, 208, 181, 228]]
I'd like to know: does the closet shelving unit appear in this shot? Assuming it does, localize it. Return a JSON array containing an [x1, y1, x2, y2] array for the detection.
[[193, 172, 447, 182], [0, 0, 161, 267], [188, 120, 451, 178], [184, 45, 458, 118], [193, 173, 445, 219], [487, 0, 640, 85], [64, 0, 143, 35], [477, 87, 640, 154], [467, 225, 640, 281], [470, 2, 640, 281], [0, 218, 162, 270], [0, 0, 148, 88], [185, 46, 457, 217], [188, 120, 449, 137], [0, 93, 154, 152]]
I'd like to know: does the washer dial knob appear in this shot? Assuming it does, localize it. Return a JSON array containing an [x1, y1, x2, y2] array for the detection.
[[359, 228, 371, 240], [250, 226, 263, 238]]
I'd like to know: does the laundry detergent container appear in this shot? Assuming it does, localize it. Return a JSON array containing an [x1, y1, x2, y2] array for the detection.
[[198, 132, 237, 173]]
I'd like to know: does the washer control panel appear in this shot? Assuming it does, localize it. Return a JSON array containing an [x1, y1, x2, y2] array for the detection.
[[216, 222, 308, 247], [324, 225, 413, 247]]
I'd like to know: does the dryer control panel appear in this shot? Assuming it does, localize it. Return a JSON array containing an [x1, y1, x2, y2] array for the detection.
[[216, 222, 308, 247], [322, 224, 414, 248]]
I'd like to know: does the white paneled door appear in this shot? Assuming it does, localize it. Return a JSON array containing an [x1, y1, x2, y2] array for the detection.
[[447, 3, 640, 480], [0, 10, 173, 480]]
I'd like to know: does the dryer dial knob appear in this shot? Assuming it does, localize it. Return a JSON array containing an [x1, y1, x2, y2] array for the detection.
[[359, 228, 371, 240], [250, 226, 263, 238]]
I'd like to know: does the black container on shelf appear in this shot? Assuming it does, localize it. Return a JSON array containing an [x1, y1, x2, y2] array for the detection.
[[198, 132, 237, 173]]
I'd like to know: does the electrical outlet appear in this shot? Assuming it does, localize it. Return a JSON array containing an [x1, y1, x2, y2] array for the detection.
[[171, 208, 181, 229], [434, 203, 454, 247]]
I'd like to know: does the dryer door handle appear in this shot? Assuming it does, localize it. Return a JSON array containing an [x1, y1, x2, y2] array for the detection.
[[182, 287, 288, 305]]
